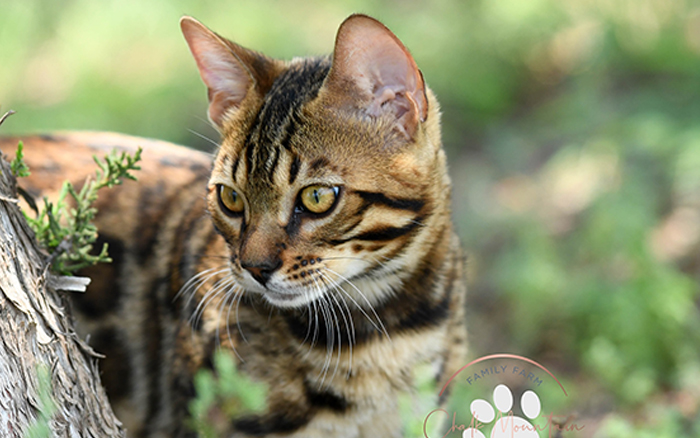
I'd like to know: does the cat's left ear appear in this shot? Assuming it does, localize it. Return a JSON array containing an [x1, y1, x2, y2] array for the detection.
[[325, 14, 428, 139]]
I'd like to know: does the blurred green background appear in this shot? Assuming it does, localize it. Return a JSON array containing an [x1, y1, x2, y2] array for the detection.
[[2, 0, 700, 436]]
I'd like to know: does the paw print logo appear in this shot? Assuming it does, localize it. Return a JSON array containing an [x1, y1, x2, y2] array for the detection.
[[463, 384, 541, 438]]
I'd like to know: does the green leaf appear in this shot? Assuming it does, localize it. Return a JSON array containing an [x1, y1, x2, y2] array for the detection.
[[10, 141, 30, 178], [24, 147, 142, 275]]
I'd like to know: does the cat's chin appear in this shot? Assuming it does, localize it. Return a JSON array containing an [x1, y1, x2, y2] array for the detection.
[[260, 288, 325, 309], [261, 291, 309, 308]]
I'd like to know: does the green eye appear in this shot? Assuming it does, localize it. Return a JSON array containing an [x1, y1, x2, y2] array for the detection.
[[300, 185, 339, 214], [217, 184, 244, 215]]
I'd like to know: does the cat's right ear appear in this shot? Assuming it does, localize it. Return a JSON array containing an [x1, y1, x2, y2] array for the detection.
[[180, 17, 281, 129]]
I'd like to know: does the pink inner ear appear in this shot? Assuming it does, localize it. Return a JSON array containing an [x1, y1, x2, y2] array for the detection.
[[181, 17, 253, 127], [197, 46, 250, 104], [364, 50, 419, 119], [328, 15, 428, 136]]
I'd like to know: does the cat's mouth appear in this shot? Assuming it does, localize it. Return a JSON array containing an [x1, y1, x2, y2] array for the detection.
[[237, 267, 328, 308], [271, 278, 339, 308]]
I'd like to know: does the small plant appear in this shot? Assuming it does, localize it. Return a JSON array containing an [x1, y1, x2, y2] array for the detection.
[[10, 141, 30, 178], [13, 145, 142, 275], [189, 350, 267, 437], [2, 110, 141, 275], [23, 366, 57, 438]]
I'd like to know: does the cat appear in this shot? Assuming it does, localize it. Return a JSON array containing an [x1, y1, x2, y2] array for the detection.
[[0, 14, 467, 437]]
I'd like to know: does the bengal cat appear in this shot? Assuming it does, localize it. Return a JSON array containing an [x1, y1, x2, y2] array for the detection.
[[0, 14, 467, 438]]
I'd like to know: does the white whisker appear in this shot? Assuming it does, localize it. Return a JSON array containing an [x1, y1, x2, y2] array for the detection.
[[215, 280, 235, 347], [190, 275, 232, 329], [327, 285, 353, 380], [315, 274, 343, 385], [318, 295, 334, 386], [225, 285, 246, 362], [187, 128, 220, 152], [176, 265, 229, 304], [334, 285, 355, 377], [321, 267, 391, 342], [234, 288, 250, 344], [301, 290, 315, 346]]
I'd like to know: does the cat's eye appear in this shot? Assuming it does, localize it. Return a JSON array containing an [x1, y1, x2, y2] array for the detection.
[[217, 184, 244, 216], [299, 185, 339, 214]]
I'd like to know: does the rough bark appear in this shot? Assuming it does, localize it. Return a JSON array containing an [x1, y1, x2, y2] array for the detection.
[[0, 151, 124, 437]]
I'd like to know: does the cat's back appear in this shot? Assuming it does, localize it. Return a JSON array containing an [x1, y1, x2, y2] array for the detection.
[[0, 132, 212, 242], [0, 131, 211, 202]]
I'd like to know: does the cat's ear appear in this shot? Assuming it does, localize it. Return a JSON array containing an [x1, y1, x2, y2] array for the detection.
[[325, 14, 428, 138], [180, 16, 282, 129]]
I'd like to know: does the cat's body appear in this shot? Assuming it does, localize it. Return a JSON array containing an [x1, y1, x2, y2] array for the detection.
[[0, 14, 467, 437]]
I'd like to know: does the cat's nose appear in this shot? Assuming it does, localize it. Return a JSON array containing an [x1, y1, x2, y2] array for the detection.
[[242, 259, 282, 286]]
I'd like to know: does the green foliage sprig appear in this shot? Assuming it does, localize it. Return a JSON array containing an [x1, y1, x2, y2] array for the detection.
[[20, 147, 142, 275], [23, 366, 57, 438], [188, 350, 267, 438], [10, 141, 30, 178]]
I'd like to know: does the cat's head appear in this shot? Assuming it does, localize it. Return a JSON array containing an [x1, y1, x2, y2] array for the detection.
[[181, 14, 451, 309]]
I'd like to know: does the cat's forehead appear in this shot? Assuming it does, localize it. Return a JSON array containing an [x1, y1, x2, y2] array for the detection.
[[215, 57, 332, 179], [254, 56, 331, 133]]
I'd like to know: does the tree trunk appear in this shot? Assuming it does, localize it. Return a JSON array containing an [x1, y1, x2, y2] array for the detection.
[[0, 151, 124, 437]]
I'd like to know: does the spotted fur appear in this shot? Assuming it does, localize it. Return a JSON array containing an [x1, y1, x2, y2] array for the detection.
[[0, 14, 467, 438]]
